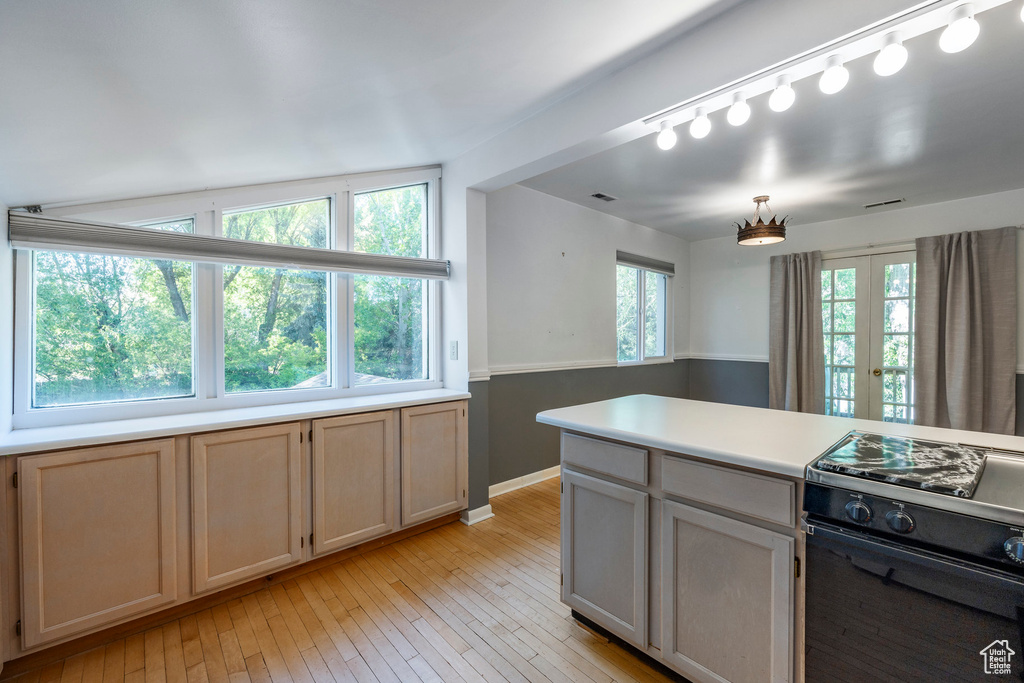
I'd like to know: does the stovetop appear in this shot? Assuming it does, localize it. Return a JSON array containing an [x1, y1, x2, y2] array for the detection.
[[812, 431, 988, 498]]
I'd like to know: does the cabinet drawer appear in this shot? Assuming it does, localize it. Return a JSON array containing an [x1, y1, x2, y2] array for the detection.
[[562, 433, 647, 485], [661, 456, 795, 527]]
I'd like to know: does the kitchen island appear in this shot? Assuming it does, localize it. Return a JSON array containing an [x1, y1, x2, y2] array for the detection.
[[537, 394, 1024, 683]]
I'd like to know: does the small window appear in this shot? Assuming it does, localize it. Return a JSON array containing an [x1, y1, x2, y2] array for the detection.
[[32, 219, 195, 408], [353, 185, 429, 384], [617, 264, 669, 363], [222, 199, 331, 393]]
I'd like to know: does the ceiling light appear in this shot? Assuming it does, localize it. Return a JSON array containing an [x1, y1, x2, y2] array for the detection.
[[727, 93, 751, 126], [874, 32, 909, 76], [768, 76, 795, 112], [736, 195, 787, 246], [819, 56, 849, 94], [940, 4, 980, 53], [656, 121, 677, 150], [689, 108, 711, 139]]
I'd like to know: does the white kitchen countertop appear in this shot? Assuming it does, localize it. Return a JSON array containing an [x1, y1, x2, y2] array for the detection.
[[536, 394, 1024, 478], [0, 388, 471, 456]]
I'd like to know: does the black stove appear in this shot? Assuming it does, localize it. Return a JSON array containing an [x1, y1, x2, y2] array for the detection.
[[803, 431, 1024, 682]]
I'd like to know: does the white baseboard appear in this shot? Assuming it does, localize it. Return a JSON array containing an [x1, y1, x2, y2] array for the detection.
[[460, 504, 495, 525], [489, 465, 561, 499]]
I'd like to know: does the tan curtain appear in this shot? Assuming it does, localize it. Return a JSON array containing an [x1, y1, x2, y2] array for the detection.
[[914, 227, 1017, 434], [769, 251, 825, 413]]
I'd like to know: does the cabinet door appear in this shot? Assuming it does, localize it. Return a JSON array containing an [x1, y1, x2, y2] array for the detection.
[[561, 469, 647, 648], [19, 439, 177, 648], [192, 424, 302, 592], [312, 411, 394, 555], [661, 500, 794, 683], [400, 401, 468, 526]]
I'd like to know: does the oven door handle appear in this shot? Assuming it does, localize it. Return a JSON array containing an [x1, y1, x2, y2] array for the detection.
[[803, 518, 1024, 588]]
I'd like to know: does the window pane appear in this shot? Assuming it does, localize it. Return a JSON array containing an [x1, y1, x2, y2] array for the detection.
[[884, 334, 909, 368], [224, 198, 329, 248], [616, 266, 639, 362], [224, 268, 328, 393], [354, 184, 427, 258], [834, 335, 855, 366], [644, 271, 667, 358], [354, 276, 427, 384], [821, 270, 832, 300], [884, 299, 910, 333], [833, 301, 855, 333], [223, 199, 331, 394], [834, 268, 856, 299], [885, 263, 911, 298], [822, 302, 832, 333], [33, 251, 194, 407]]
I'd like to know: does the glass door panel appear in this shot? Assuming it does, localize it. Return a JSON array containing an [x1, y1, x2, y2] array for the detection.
[[870, 253, 916, 423]]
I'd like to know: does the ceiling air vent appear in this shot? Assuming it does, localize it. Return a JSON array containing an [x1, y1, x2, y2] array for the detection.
[[591, 193, 617, 202], [864, 198, 906, 209]]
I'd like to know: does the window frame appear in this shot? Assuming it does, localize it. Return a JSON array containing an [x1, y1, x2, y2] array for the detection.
[[13, 167, 442, 429], [615, 263, 674, 367]]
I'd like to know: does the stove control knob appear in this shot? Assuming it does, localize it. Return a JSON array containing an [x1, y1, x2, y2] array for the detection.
[[1005, 537, 1024, 564], [885, 510, 916, 534], [845, 501, 872, 524]]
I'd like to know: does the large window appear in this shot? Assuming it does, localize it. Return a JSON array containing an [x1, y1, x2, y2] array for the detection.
[[13, 170, 442, 427], [821, 251, 916, 423], [222, 199, 330, 393], [32, 219, 195, 408], [616, 263, 670, 364], [353, 185, 428, 385]]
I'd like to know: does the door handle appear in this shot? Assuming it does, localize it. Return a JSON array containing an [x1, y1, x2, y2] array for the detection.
[[873, 368, 882, 376]]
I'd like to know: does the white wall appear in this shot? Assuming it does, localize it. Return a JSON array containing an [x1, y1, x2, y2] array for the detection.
[[689, 187, 1024, 368], [487, 184, 689, 372]]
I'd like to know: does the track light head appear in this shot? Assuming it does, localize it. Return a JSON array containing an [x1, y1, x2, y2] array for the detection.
[[940, 3, 980, 53], [819, 55, 849, 94], [689, 108, 711, 139], [874, 32, 908, 76], [656, 120, 678, 150], [727, 93, 751, 126], [768, 75, 795, 112]]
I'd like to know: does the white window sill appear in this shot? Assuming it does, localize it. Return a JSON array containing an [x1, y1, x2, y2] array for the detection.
[[616, 357, 676, 367], [0, 388, 472, 456]]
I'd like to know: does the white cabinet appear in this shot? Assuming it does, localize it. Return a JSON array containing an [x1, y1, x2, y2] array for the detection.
[[312, 411, 395, 555], [18, 439, 178, 648], [561, 469, 648, 648], [661, 500, 794, 683], [400, 401, 468, 526], [191, 424, 303, 592]]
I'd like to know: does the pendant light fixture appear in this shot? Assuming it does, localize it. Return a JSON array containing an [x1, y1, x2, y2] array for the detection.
[[736, 196, 788, 246]]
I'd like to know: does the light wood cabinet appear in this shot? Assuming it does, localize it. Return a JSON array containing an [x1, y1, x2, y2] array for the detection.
[[400, 401, 468, 526], [18, 439, 177, 648], [561, 469, 648, 648], [191, 424, 303, 593], [312, 411, 395, 555], [661, 499, 794, 683]]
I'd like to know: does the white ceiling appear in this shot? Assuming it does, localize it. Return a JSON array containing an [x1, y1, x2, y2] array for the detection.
[[0, 0, 733, 207], [520, 1, 1024, 242]]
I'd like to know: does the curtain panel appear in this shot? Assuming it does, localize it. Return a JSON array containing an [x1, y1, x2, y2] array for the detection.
[[914, 226, 1017, 434], [769, 251, 825, 413]]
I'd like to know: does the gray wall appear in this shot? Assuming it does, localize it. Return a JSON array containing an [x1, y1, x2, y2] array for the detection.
[[467, 359, 1024, 509], [481, 361, 689, 494]]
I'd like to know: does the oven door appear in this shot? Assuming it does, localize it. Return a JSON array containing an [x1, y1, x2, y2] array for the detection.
[[804, 520, 1024, 682]]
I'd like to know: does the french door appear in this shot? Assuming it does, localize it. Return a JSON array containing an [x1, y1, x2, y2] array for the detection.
[[821, 251, 916, 422]]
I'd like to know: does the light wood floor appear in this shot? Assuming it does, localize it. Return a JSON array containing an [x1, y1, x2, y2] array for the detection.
[[4, 478, 676, 683]]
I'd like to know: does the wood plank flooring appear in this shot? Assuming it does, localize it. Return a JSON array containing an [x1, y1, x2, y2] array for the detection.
[[5, 478, 675, 683]]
